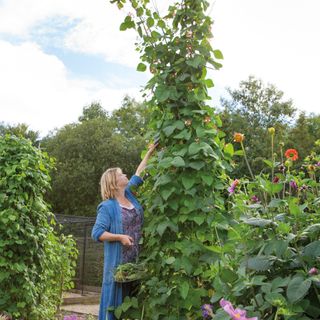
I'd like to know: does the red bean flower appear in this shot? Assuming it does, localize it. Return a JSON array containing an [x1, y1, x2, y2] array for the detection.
[[284, 149, 298, 161]]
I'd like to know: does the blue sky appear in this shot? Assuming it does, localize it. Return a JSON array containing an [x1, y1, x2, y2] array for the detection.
[[0, 0, 319, 136]]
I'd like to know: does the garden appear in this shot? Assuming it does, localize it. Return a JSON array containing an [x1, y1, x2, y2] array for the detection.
[[1, 0, 320, 319]]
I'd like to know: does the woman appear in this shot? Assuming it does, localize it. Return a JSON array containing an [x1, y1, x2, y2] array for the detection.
[[91, 144, 156, 320]]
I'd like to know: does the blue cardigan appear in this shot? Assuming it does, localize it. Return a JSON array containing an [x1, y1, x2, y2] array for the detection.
[[91, 175, 144, 320]]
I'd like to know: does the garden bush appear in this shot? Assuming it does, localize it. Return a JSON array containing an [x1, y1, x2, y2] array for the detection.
[[0, 135, 77, 319]]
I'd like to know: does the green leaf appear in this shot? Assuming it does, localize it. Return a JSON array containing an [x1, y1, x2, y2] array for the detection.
[[157, 19, 165, 28], [265, 181, 283, 194], [114, 306, 122, 318], [193, 216, 205, 225], [151, 30, 161, 39], [172, 156, 185, 167], [247, 256, 275, 271], [303, 240, 320, 257], [159, 157, 173, 168], [147, 17, 154, 27], [264, 239, 288, 257], [201, 174, 213, 186], [160, 187, 175, 200], [213, 50, 224, 59], [301, 223, 320, 236], [188, 142, 202, 155], [196, 127, 206, 138], [136, 7, 143, 16], [241, 217, 273, 227], [265, 292, 286, 306], [234, 150, 244, 156], [163, 125, 176, 137], [181, 176, 196, 189], [165, 257, 176, 264], [157, 221, 178, 236], [174, 129, 191, 140], [179, 281, 189, 299], [263, 159, 274, 167], [271, 277, 290, 290], [174, 120, 185, 130], [186, 55, 204, 68], [17, 302, 26, 308], [155, 85, 170, 102], [173, 147, 188, 157], [268, 198, 286, 208], [189, 161, 205, 170], [289, 199, 301, 216], [119, 16, 135, 31], [137, 62, 147, 72], [224, 143, 234, 156], [155, 174, 172, 187], [250, 275, 267, 286], [169, 86, 181, 100], [287, 277, 312, 303], [204, 79, 214, 88], [178, 257, 193, 274], [220, 269, 238, 283]]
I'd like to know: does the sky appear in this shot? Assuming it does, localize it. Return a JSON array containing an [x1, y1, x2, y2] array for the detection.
[[0, 0, 319, 136]]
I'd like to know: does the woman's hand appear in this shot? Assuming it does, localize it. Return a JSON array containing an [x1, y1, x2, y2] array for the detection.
[[119, 234, 134, 246], [146, 142, 159, 157]]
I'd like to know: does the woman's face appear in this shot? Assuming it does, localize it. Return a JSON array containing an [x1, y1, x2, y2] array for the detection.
[[116, 169, 128, 188]]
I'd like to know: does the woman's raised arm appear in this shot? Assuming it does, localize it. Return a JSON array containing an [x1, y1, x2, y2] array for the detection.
[[135, 143, 157, 177]]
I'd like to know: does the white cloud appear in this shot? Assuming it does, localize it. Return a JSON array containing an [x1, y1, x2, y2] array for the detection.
[[0, 40, 141, 136], [0, 0, 141, 66], [211, 0, 320, 113]]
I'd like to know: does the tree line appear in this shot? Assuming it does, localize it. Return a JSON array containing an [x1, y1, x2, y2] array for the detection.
[[1, 76, 320, 216]]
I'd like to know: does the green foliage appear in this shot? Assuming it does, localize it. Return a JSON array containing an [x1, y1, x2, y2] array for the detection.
[[219, 76, 296, 178], [287, 112, 320, 163], [210, 136, 320, 319], [0, 135, 77, 319], [110, 0, 230, 318], [42, 97, 149, 216], [0, 122, 40, 145], [78, 101, 108, 122]]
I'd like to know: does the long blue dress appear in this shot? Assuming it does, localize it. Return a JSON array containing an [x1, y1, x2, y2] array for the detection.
[[91, 175, 144, 320]]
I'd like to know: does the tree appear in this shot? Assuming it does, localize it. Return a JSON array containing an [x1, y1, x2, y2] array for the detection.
[[42, 97, 149, 216], [110, 95, 151, 137], [78, 102, 108, 122], [219, 76, 296, 177], [0, 122, 40, 145], [287, 112, 320, 161]]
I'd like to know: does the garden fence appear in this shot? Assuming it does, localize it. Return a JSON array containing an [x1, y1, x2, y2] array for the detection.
[[54, 214, 103, 294]]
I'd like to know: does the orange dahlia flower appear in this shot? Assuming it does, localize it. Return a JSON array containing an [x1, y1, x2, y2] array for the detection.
[[284, 149, 298, 161], [233, 132, 244, 143]]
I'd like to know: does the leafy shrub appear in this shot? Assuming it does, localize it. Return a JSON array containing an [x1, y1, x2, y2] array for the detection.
[[0, 135, 77, 319]]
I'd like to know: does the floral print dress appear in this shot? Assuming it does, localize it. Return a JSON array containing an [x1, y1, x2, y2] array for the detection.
[[120, 205, 142, 263]]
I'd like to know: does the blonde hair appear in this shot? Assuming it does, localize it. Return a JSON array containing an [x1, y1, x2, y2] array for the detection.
[[100, 167, 121, 200]]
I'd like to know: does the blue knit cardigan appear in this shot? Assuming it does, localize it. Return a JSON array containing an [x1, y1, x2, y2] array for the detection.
[[91, 175, 144, 320]]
